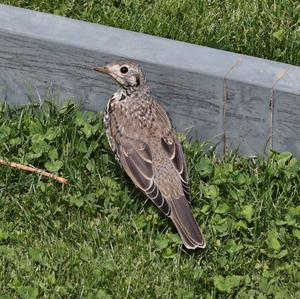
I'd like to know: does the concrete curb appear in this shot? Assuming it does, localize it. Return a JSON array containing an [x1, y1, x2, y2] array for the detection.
[[0, 4, 300, 157]]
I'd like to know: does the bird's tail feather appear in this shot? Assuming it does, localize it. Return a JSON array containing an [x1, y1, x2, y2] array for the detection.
[[170, 197, 206, 249]]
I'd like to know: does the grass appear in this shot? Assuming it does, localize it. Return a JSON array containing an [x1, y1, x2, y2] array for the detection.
[[1, 0, 300, 66], [0, 100, 299, 298]]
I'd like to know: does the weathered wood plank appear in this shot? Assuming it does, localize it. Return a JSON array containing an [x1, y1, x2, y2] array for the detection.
[[273, 66, 300, 157], [225, 56, 290, 156]]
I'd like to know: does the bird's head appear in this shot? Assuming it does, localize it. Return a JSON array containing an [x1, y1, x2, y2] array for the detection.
[[94, 60, 146, 91]]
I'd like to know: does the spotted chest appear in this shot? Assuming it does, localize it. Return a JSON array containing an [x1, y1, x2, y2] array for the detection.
[[104, 90, 125, 126], [103, 91, 126, 159], [105, 90, 154, 131]]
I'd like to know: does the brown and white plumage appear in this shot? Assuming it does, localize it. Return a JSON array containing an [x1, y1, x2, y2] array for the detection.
[[94, 60, 206, 249]]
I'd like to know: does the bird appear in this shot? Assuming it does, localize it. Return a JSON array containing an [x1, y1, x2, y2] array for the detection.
[[94, 60, 206, 249]]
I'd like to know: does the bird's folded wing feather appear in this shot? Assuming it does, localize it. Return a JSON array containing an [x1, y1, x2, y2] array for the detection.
[[118, 140, 171, 215], [154, 101, 190, 200], [117, 137, 189, 218], [160, 133, 190, 201]]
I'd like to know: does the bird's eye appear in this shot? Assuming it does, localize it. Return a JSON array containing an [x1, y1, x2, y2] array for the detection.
[[120, 66, 128, 74]]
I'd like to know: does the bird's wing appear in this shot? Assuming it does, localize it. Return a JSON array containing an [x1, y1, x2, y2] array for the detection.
[[118, 139, 171, 216], [151, 103, 206, 248], [160, 132, 190, 201], [154, 101, 190, 201]]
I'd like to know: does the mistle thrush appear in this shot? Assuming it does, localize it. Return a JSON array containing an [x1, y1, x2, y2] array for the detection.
[[94, 60, 206, 249]]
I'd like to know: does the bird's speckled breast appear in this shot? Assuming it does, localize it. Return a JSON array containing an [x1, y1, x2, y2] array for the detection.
[[104, 89, 156, 139]]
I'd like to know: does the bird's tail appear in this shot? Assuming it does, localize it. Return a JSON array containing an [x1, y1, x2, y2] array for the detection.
[[170, 197, 206, 249]]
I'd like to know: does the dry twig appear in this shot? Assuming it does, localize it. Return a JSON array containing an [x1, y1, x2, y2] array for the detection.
[[0, 159, 68, 184]]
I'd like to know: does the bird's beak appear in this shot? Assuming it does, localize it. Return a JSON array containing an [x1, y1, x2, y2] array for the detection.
[[93, 66, 109, 74]]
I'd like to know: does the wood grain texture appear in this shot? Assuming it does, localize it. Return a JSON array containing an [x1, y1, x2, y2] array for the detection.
[[225, 56, 290, 156], [273, 66, 300, 157]]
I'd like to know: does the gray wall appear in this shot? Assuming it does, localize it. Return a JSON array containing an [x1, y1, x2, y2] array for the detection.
[[1, 4, 300, 157]]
